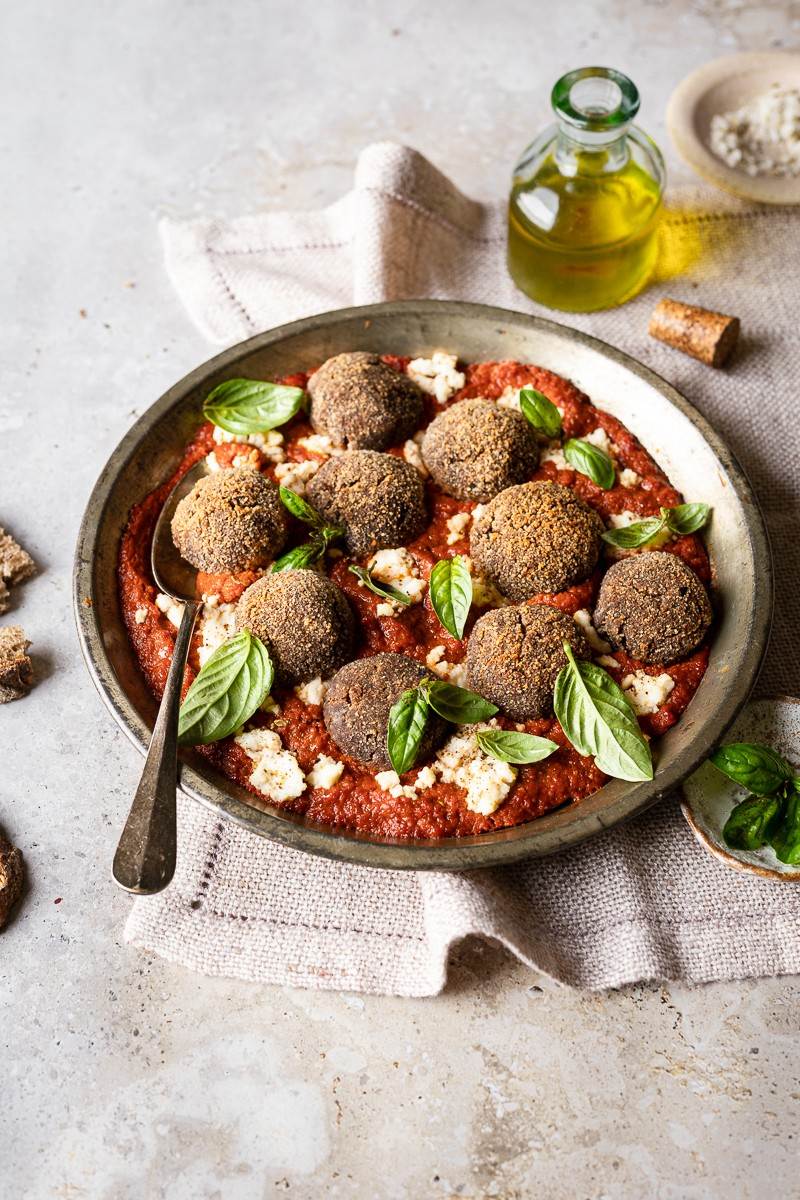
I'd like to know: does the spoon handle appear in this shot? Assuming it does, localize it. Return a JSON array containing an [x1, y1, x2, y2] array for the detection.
[[113, 600, 200, 894]]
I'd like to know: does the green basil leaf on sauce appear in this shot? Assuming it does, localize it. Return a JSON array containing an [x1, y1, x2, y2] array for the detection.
[[563, 438, 616, 491], [554, 642, 653, 782], [426, 679, 498, 725], [387, 687, 431, 775], [278, 486, 326, 527], [710, 742, 794, 796], [203, 379, 305, 436], [519, 387, 562, 438], [601, 515, 667, 549], [769, 787, 800, 865], [178, 630, 273, 746], [271, 541, 325, 573], [429, 555, 473, 639], [475, 729, 559, 765], [348, 564, 412, 607], [664, 502, 711, 536], [723, 792, 784, 852]]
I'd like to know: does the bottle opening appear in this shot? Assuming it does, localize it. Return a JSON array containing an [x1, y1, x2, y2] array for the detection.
[[552, 67, 640, 132]]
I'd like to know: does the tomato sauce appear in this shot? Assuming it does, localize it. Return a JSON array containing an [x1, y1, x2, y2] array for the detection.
[[117, 359, 712, 840]]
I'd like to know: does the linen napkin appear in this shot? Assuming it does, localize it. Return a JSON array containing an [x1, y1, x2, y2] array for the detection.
[[126, 142, 800, 995]]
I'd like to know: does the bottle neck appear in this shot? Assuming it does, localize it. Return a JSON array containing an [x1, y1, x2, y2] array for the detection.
[[554, 122, 631, 176]]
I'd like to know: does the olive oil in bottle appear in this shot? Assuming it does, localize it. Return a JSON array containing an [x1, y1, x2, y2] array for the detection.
[[508, 68, 665, 313]]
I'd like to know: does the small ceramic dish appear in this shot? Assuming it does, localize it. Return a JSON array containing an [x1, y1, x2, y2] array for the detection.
[[681, 696, 800, 882], [667, 52, 800, 205]]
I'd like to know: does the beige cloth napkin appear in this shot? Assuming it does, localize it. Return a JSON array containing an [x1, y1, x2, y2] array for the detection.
[[126, 142, 800, 995]]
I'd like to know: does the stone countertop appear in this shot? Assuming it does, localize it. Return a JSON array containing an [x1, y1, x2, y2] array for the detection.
[[3, 1, 798, 1195]]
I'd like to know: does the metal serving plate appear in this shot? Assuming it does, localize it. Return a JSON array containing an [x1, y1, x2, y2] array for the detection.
[[73, 300, 772, 871]]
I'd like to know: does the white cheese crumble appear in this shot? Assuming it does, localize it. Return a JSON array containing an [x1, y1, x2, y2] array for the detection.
[[368, 548, 426, 604], [306, 755, 344, 790], [235, 728, 306, 803], [426, 645, 446, 668], [197, 600, 237, 667], [403, 436, 429, 476], [574, 608, 611, 655], [155, 592, 185, 629], [608, 510, 639, 529], [204, 451, 221, 473], [294, 676, 328, 706], [460, 554, 506, 608], [596, 654, 619, 671], [446, 511, 471, 546], [619, 467, 640, 488], [496, 386, 521, 412], [425, 645, 468, 686], [374, 763, 438, 800], [134, 606, 148, 625], [584, 426, 614, 456], [296, 433, 344, 458], [407, 351, 465, 404], [621, 669, 675, 715], [274, 458, 320, 495], [415, 765, 437, 790], [471, 504, 487, 523], [212, 425, 286, 464], [709, 84, 800, 178], [231, 448, 261, 471], [434, 723, 516, 816]]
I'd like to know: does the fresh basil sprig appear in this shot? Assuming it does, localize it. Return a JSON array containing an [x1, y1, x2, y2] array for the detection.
[[429, 555, 472, 639], [563, 438, 616, 491], [769, 786, 800, 865], [722, 793, 783, 852], [710, 742, 793, 796], [386, 679, 498, 775], [475, 729, 558, 765], [711, 741, 800, 864], [203, 379, 305, 436], [178, 630, 273, 746], [272, 486, 343, 573], [554, 643, 653, 782], [349, 564, 412, 607], [602, 502, 711, 549], [519, 387, 562, 438]]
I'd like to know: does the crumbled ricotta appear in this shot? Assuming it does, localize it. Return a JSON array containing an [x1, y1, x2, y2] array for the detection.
[[235, 728, 306, 803], [596, 654, 619, 671], [496, 386, 521, 412], [415, 765, 437, 790], [425, 645, 468, 686], [407, 351, 465, 404], [204, 451, 222, 473], [403, 437, 429, 476], [296, 433, 344, 458], [471, 504, 487, 523], [368, 548, 426, 604], [197, 600, 237, 667], [574, 608, 611, 655], [608, 510, 639, 529], [709, 84, 800, 178], [446, 511, 471, 546], [155, 592, 185, 629], [134, 606, 148, 625], [306, 755, 344, 790], [434, 723, 516, 816], [471, 571, 507, 608], [584, 426, 614, 456], [375, 769, 401, 792], [426, 645, 446, 669], [231, 448, 261, 471], [274, 458, 320, 495], [619, 467, 640, 488], [294, 676, 328, 706], [374, 763, 437, 800], [621, 669, 675, 715]]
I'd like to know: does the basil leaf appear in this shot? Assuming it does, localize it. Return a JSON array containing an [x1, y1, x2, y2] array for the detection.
[[723, 792, 784, 852], [519, 387, 562, 438], [664, 502, 711, 536], [178, 630, 273, 745], [387, 687, 431, 775], [278, 486, 325, 527], [563, 438, 616, 490], [203, 379, 305, 436], [271, 542, 324, 572], [348, 564, 412, 607], [770, 787, 800, 865], [710, 742, 794, 796], [475, 729, 559, 764], [601, 515, 666, 549], [426, 679, 498, 725], [554, 643, 653, 782], [429, 555, 473, 639]]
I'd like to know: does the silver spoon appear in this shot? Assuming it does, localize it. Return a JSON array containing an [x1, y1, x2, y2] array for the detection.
[[113, 460, 207, 895]]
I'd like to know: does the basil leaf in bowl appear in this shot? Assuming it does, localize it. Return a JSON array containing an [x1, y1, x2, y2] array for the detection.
[[349, 564, 412, 607], [475, 729, 558, 765], [563, 438, 616, 490], [722, 792, 784, 852], [519, 386, 562, 438], [387, 687, 432, 775], [429, 555, 472, 639], [710, 742, 794, 796], [665, 502, 711, 535], [178, 630, 273, 746], [601, 515, 667, 549], [203, 379, 305, 436], [426, 679, 497, 725]]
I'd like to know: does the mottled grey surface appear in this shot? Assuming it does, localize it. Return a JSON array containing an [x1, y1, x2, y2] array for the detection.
[[2, 1, 799, 1196]]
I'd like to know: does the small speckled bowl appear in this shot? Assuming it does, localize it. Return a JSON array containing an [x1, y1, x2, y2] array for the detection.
[[681, 697, 800, 882], [667, 51, 800, 205]]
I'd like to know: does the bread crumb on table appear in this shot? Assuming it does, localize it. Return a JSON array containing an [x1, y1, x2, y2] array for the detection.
[[0, 625, 33, 703], [0, 834, 24, 929]]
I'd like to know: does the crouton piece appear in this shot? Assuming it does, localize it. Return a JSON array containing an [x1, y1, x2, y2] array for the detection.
[[0, 834, 24, 929], [0, 578, 9, 615], [0, 626, 33, 702], [0, 527, 36, 587]]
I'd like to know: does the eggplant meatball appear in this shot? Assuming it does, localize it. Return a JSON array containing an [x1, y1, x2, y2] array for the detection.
[[470, 481, 604, 601], [235, 569, 354, 684], [421, 399, 539, 501], [323, 653, 446, 770], [171, 467, 287, 573], [307, 352, 424, 451], [306, 450, 427, 557], [593, 552, 712, 664], [466, 604, 591, 720]]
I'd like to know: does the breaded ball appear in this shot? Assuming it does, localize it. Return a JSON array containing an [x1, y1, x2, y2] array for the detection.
[[323, 653, 446, 770], [593, 552, 712, 664], [421, 399, 539, 501], [470, 481, 604, 601], [171, 468, 287, 574], [235, 569, 354, 684], [306, 450, 427, 557], [307, 352, 424, 451], [466, 604, 591, 720]]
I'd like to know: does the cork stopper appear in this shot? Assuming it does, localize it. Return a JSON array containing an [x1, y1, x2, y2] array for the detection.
[[648, 298, 740, 368]]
